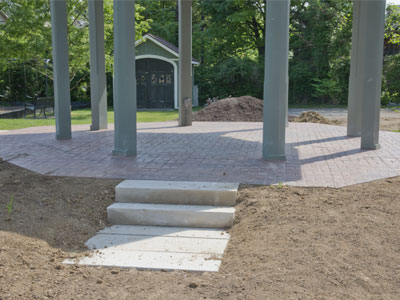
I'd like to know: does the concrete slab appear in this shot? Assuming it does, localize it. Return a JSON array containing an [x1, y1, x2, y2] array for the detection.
[[107, 203, 235, 228], [99, 225, 230, 239], [115, 180, 238, 206], [85, 233, 229, 254], [65, 225, 229, 272], [65, 249, 223, 272]]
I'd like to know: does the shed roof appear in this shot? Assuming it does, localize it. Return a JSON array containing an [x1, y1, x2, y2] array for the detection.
[[0, 11, 8, 22], [136, 33, 200, 65]]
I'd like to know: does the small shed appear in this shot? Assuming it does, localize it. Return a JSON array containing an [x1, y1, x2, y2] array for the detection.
[[135, 33, 199, 109]]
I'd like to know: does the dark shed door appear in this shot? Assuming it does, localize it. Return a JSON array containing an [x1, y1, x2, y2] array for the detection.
[[136, 58, 174, 109]]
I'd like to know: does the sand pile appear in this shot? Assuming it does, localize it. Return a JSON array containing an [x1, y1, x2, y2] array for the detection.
[[289, 111, 333, 125], [193, 96, 263, 122]]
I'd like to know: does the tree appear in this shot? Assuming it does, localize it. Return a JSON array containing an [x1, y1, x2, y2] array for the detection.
[[0, 0, 150, 101], [194, 0, 266, 101], [382, 5, 400, 104], [289, 0, 353, 105], [136, 0, 177, 46]]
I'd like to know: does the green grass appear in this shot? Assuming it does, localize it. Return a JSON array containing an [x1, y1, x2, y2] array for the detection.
[[0, 108, 181, 130], [386, 106, 400, 112]]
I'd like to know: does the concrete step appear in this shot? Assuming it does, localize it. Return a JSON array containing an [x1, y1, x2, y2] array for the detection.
[[98, 225, 230, 239], [85, 232, 228, 254], [107, 203, 235, 228], [115, 180, 239, 206], [66, 249, 224, 272], [64, 225, 230, 272]]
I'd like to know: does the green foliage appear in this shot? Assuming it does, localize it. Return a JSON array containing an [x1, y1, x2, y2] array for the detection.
[[289, 0, 352, 105], [6, 196, 14, 215], [311, 78, 342, 105], [197, 57, 263, 102], [0, 0, 150, 102], [136, 0, 177, 45], [196, 0, 265, 62], [385, 5, 400, 46], [1, 0, 400, 106], [382, 53, 400, 105], [382, 5, 400, 105]]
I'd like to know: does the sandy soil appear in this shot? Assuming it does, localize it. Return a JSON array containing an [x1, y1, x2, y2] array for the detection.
[[288, 111, 340, 125], [326, 116, 400, 132], [1, 160, 400, 299]]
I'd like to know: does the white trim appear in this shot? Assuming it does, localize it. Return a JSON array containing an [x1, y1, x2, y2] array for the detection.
[[0, 11, 8, 21], [171, 58, 200, 66], [136, 35, 179, 59], [136, 54, 178, 109], [136, 34, 200, 65]]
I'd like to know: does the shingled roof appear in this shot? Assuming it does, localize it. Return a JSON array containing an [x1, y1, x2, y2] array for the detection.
[[136, 33, 200, 64]]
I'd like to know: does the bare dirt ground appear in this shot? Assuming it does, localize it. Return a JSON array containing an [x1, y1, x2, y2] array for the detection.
[[1, 159, 400, 299], [193, 97, 400, 131], [325, 115, 400, 131]]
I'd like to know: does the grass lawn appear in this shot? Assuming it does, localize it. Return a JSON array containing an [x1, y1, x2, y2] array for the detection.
[[0, 108, 180, 130]]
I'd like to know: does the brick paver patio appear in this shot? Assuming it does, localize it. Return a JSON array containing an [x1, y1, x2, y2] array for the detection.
[[1, 122, 400, 187]]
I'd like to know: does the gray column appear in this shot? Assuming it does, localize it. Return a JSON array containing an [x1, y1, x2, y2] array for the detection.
[[50, 0, 71, 140], [112, 0, 137, 156], [178, 0, 192, 127], [89, 0, 107, 131], [262, 0, 290, 160], [347, 0, 362, 137], [285, 79, 289, 127], [359, 0, 386, 150]]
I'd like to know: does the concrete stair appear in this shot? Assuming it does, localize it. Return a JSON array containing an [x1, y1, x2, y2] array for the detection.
[[115, 180, 238, 206], [108, 180, 239, 229], [68, 180, 239, 272], [107, 203, 235, 228]]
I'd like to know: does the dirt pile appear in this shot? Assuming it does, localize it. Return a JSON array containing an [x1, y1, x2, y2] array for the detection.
[[193, 97, 338, 125], [193, 96, 263, 122], [289, 111, 334, 125]]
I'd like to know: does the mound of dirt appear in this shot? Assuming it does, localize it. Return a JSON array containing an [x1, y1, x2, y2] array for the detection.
[[289, 111, 333, 125], [193, 96, 263, 122], [193, 98, 339, 125]]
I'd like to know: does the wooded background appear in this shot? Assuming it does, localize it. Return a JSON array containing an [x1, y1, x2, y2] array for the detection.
[[0, 0, 399, 106]]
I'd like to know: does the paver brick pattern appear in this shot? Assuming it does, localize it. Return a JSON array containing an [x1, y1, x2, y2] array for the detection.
[[1, 122, 400, 187]]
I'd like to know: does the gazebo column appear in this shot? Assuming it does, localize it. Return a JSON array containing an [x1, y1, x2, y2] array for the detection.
[[50, 0, 71, 140], [262, 0, 290, 160], [359, 0, 386, 150], [347, 0, 362, 137], [178, 0, 192, 127], [112, 0, 137, 156], [88, 0, 107, 131]]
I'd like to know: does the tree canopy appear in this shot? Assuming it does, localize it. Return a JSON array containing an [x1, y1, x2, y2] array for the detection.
[[0, 0, 150, 101], [1, 0, 400, 105]]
